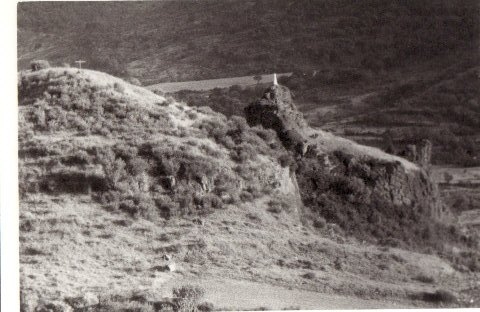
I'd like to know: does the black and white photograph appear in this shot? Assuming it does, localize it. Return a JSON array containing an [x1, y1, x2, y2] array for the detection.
[[5, 0, 480, 310]]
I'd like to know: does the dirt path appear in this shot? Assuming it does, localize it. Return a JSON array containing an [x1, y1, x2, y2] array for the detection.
[[162, 276, 412, 310]]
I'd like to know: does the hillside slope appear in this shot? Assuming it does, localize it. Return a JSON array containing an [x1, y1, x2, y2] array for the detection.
[[18, 68, 479, 311], [17, 0, 479, 83]]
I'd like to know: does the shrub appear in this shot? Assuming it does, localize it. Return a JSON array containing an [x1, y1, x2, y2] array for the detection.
[[267, 198, 289, 214], [197, 302, 214, 312], [313, 216, 327, 229], [114, 82, 125, 93], [193, 193, 223, 212], [278, 152, 294, 168], [231, 143, 257, 163], [30, 60, 50, 71], [187, 110, 198, 120], [119, 194, 158, 219], [239, 191, 253, 202], [96, 295, 155, 312], [173, 285, 205, 312], [301, 272, 316, 279]]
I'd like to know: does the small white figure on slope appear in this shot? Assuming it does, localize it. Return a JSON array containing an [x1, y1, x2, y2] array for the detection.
[[273, 73, 278, 86]]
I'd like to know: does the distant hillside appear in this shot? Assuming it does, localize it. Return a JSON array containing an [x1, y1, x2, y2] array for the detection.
[[173, 55, 480, 167], [17, 0, 479, 84]]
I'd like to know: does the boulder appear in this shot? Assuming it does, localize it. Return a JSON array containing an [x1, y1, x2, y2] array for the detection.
[[167, 262, 176, 272]]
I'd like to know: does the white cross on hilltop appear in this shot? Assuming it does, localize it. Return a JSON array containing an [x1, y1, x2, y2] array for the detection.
[[273, 73, 278, 86], [75, 60, 86, 69]]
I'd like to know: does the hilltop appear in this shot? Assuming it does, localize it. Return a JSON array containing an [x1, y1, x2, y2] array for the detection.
[[18, 67, 480, 311]]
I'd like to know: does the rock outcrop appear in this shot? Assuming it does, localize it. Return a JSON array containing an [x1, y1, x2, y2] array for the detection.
[[245, 84, 446, 241], [245, 85, 309, 155], [401, 139, 432, 169]]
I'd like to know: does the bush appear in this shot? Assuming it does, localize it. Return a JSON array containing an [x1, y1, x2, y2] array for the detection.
[[278, 152, 294, 168], [173, 285, 205, 312], [197, 302, 214, 312], [267, 198, 289, 214], [114, 82, 125, 93], [313, 216, 327, 229], [30, 60, 50, 71], [301, 272, 316, 279], [95, 294, 155, 312]]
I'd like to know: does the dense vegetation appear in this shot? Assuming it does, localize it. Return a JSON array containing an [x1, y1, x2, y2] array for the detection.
[[18, 69, 292, 221]]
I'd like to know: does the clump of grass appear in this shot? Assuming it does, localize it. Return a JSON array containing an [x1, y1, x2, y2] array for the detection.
[[312, 216, 327, 229], [267, 198, 290, 214], [301, 272, 316, 279], [197, 301, 214, 312], [113, 82, 125, 93], [96, 293, 154, 312], [246, 212, 261, 223]]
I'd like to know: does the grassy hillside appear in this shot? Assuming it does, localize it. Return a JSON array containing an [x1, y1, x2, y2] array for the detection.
[[18, 68, 480, 310], [18, 67, 298, 221]]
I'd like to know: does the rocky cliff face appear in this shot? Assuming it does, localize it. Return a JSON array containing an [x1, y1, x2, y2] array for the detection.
[[245, 85, 447, 245], [400, 139, 433, 169], [245, 85, 309, 153]]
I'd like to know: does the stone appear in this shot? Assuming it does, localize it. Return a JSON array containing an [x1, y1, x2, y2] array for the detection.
[[167, 262, 176, 272]]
